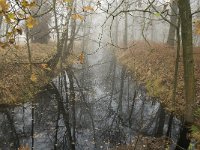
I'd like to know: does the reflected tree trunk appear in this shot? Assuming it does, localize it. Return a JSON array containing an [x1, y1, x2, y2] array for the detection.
[[67, 70, 76, 150], [166, 113, 173, 137], [72, 72, 97, 148], [154, 105, 165, 137], [54, 104, 60, 150], [0, 106, 20, 149], [4, 109, 20, 149], [128, 90, 137, 127], [52, 80, 74, 150], [118, 0, 128, 118]]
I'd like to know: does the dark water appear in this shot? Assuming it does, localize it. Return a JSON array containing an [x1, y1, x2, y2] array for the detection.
[[0, 70, 180, 150]]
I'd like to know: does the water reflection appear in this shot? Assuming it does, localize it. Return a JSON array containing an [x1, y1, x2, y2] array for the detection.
[[0, 72, 180, 149]]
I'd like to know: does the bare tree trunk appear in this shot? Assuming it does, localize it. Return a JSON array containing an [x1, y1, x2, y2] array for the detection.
[[25, 27, 35, 150], [150, 14, 155, 41], [48, 0, 74, 69], [178, 0, 195, 125], [108, 0, 118, 110], [30, 0, 50, 44], [0, 16, 3, 29], [167, 16, 180, 139], [167, 0, 178, 46], [195, 0, 200, 46], [176, 0, 195, 149], [81, 10, 90, 89]]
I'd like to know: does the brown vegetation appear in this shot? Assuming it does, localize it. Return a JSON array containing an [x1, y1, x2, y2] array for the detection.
[[0, 43, 56, 104], [117, 41, 200, 139], [113, 136, 171, 150], [0, 42, 82, 105]]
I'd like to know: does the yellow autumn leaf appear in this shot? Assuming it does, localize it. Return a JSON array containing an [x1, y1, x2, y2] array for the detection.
[[6, 31, 13, 38], [9, 38, 15, 44], [8, 13, 15, 20], [28, 1, 36, 8], [5, 16, 11, 23], [195, 20, 200, 35], [26, 16, 37, 29], [0, 0, 9, 12], [16, 27, 23, 35], [21, 0, 29, 8], [83, 6, 94, 12], [18, 144, 30, 150], [14, 44, 20, 49], [30, 73, 37, 82], [0, 41, 8, 48], [40, 63, 51, 71], [71, 14, 84, 21], [17, 11, 25, 19], [63, 0, 73, 2], [40, 63, 48, 69], [21, 0, 36, 8], [78, 51, 84, 64], [5, 13, 15, 23]]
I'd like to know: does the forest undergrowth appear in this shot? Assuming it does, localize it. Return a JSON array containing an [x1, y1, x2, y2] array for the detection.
[[117, 41, 200, 143]]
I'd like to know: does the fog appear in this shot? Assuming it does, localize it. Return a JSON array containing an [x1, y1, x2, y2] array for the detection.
[[0, 0, 199, 149]]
